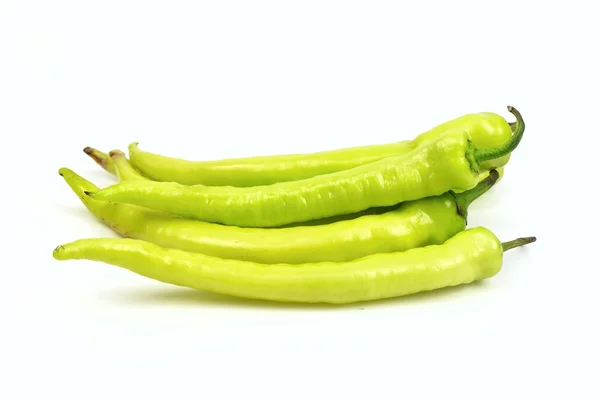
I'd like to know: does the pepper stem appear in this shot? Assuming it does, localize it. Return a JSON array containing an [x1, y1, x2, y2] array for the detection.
[[475, 106, 525, 163], [502, 236, 537, 252], [451, 169, 500, 221]]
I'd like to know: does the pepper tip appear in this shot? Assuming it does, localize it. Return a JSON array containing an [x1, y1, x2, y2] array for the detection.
[[109, 149, 125, 159], [58, 167, 72, 177], [52, 245, 66, 260]]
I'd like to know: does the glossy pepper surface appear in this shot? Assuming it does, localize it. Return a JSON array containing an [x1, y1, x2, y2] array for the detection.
[[86, 146, 505, 192], [87, 107, 524, 227], [83, 147, 504, 224], [53, 227, 536, 304], [127, 109, 514, 187], [59, 167, 498, 264]]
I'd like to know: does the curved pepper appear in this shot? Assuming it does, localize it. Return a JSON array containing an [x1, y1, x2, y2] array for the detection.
[[121, 108, 515, 187], [85, 145, 505, 192], [52, 227, 536, 304], [59, 167, 498, 264], [86, 107, 525, 227]]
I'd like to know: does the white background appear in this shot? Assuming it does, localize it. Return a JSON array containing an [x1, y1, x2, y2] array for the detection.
[[1, 1, 598, 399]]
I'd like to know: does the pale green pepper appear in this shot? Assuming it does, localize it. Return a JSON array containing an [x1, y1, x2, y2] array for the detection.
[[52, 227, 536, 304], [86, 107, 524, 227]]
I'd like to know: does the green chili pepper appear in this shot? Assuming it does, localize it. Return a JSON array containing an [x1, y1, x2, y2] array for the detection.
[[85, 146, 503, 223], [52, 227, 536, 304], [125, 109, 515, 187], [86, 107, 524, 227], [59, 166, 498, 264], [84, 148, 410, 227], [85, 145, 505, 193]]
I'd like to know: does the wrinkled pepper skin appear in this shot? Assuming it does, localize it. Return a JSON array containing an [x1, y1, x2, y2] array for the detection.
[[52, 227, 509, 304], [128, 112, 513, 187], [85, 146, 504, 201], [60, 168, 495, 264], [90, 132, 484, 227]]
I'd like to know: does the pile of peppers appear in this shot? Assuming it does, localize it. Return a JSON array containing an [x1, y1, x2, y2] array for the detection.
[[54, 105, 535, 304]]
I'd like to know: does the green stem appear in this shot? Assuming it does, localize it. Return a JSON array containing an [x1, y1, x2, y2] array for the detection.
[[502, 236, 537, 252], [451, 169, 500, 221], [475, 106, 525, 163]]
